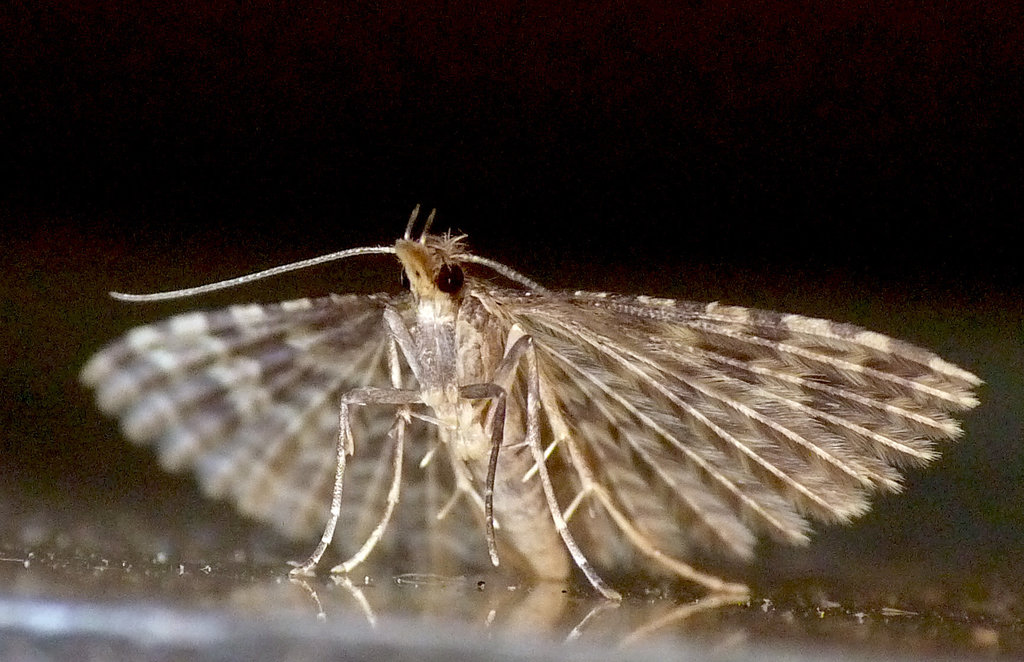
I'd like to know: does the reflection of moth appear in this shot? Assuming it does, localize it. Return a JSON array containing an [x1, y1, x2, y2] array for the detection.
[[82, 208, 981, 600]]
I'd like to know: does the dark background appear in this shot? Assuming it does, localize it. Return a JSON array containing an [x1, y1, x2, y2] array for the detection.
[[2, 1, 1022, 601]]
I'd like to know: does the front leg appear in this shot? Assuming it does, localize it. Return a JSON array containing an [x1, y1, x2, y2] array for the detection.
[[291, 308, 427, 576], [289, 386, 423, 576]]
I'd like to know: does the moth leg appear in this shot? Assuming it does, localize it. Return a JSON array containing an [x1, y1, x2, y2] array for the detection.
[[292, 309, 431, 576], [382, 307, 426, 383], [517, 332, 622, 601], [459, 330, 537, 567], [384, 306, 502, 540], [383, 306, 490, 522], [459, 381, 508, 567], [476, 327, 621, 598], [289, 386, 421, 576], [330, 413, 406, 574], [536, 378, 749, 595], [332, 332, 414, 574]]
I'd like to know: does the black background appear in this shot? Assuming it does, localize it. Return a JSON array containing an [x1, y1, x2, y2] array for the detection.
[[2, 2, 1022, 586]]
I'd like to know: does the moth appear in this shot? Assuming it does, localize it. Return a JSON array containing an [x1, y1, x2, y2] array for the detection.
[[81, 208, 981, 600]]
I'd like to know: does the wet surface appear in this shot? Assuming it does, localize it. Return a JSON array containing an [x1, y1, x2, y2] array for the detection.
[[3, 540, 1022, 661], [2, 466, 1023, 661]]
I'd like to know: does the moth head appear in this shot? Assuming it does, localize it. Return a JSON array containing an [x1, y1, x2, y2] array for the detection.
[[395, 239, 466, 301]]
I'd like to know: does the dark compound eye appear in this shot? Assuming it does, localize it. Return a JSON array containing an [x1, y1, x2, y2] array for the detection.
[[400, 270, 411, 290], [436, 263, 464, 294]]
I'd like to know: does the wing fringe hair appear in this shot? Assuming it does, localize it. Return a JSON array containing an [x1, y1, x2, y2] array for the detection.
[[81, 280, 981, 580], [503, 291, 980, 563]]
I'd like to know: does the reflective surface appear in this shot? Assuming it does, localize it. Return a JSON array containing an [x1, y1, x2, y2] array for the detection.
[[2, 491, 1021, 660]]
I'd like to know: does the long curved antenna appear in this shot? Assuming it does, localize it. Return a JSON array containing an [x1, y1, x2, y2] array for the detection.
[[463, 254, 550, 294], [110, 204, 548, 301], [110, 245, 397, 302]]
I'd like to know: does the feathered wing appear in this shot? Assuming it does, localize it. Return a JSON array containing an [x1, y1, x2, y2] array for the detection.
[[81, 274, 982, 582], [80, 293, 471, 567], [506, 290, 981, 567]]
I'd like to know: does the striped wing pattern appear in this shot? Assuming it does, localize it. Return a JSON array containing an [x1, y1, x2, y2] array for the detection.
[[506, 291, 981, 564], [80, 293, 471, 563]]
